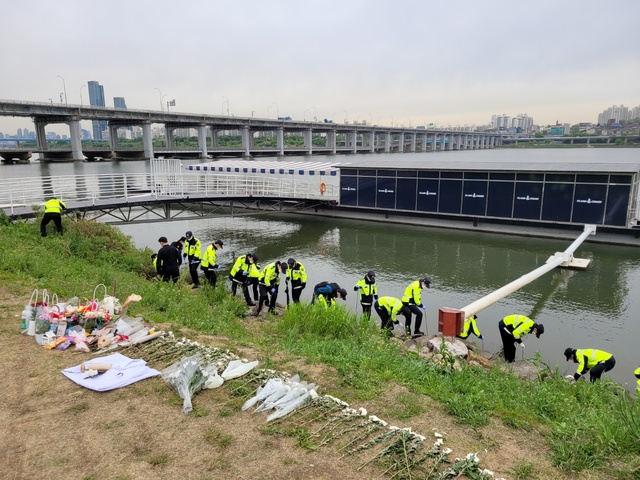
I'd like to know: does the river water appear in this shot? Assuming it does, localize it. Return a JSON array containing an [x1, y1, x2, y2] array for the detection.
[[3, 149, 639, 389]]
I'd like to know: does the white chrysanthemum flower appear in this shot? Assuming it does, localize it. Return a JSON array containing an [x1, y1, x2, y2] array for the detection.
[[389, 426, 399, 431], [309, 390, 319, 399], [358, 407, 367, 416], [401, 427, 412, 433], [434, 432, 443, 438], [414, 434, 426, 441], [481, 468, 494, 476], [465, 452, 480, 463], [442, 447, 452, 455], [434, 438, 444, 447]]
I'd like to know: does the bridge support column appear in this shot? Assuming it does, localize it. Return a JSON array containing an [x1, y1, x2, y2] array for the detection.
[[166, 127, 174, 148], [305, 128, 313, 155], [369, 132, 375, 152], [142, 123, 154, 160], [327, 130, 336, 154], [68, 117, 85, 161], [242, 126, 251, 158], [351, 131, 357, 153], [277, 128, 284, 155], [210, 128, 219, 148], [399, 132, 405, 152], [410, 133, 416, 152], [35, 120, 48, 151], [432, 133, 437, 151], [109, 125, 119, 150], [198, 125, 209, 159], [421, 133, 427, 152], [385, 132, 391, 153]]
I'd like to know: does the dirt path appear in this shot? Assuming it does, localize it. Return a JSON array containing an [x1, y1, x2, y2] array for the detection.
[[0, 288, 605, 480]]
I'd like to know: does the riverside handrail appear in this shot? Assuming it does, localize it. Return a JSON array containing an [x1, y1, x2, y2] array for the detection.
[[0, 172, 339, 216]]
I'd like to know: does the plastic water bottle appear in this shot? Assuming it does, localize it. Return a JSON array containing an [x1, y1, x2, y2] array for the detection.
[[20, 306, 33, 330]]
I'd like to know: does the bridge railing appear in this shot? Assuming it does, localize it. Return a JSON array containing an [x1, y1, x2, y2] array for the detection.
[[0, 171, 339, 216]]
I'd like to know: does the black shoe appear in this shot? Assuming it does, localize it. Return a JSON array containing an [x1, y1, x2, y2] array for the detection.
[[192, 285, 199, 289], [251, 310, 260, 317], [412, 333, 424, 339], [247, 302, 256, 307]]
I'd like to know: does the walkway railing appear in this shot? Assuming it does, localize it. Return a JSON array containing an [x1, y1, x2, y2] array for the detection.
[[0, 171, 339, 217]]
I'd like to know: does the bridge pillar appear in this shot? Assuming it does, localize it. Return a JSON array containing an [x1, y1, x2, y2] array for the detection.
[[242, 126, 251, 158], [369, 132, 375, 152], [431, 133, 437, 151], [35, 120, 48, 150], [68, 117, 85, 160], [142, 123, 154, 160], [305, 128, 313, 155], [410, 133, 416, 152], [166, 127, 175, 148], [351, 131, 357, 153], [384, 132, 391, 153], [464, 134, 469, 150], [109, 124, 119, 150], [327, 130, 336, 154], [198, 125, 209, 159], [399, 132, 405, 153], [420, 133, 427, 152], [277, 128, 284, 155], [210, 128, 219, 148]]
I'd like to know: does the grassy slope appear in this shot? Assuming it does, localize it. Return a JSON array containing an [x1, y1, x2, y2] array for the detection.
[[2, 214, 639, 479]]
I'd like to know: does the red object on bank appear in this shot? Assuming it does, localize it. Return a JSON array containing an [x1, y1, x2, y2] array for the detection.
[[438, 308, 463, 337]]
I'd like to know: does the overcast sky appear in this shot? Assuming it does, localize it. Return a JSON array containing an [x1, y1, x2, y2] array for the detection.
[[1, 0, 639, 135]]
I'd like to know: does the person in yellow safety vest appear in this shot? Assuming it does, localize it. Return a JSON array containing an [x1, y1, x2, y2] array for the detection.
[[286, 258, 307, 303], [401, 277, 431, 338], [151, 253, 158, 270], [201, 239, 224, 288], [374, 296, 411, 337], [498, 314, 544, 363], [354, 270, 378, 319], [229, 252, 259, 306], [312, 282, 347, 306], [184, 231, 203, 289], [40, 197, 67, 237], [457, 314, 483, 341], [253, 261, 288, 316], [564, 348, 616, 382], [635, 367, 640, 397]]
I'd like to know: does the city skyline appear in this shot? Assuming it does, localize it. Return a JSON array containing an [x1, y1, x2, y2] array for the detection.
[[0, 0, 638, 135]]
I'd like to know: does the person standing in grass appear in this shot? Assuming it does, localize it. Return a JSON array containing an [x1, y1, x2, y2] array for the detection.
[[498, 314, 544, 362], [156, 236, 181, 283], [564, 348, 616, 383], [374, 296, 411, 336], [171, 236, 186, 266], [201, 239, 224, 288], [40, 197, 67, 237], [229, 252, 259, 306], [286, 258, 307, 303], [401, 277, 431, 337], [253, 260, 288, 316], [184, 231, 202, 289], [354, 270, 378, 319], [635, 367, 640, 396]]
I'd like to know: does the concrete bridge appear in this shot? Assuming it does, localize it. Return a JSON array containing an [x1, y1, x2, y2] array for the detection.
[[0, 99, 502, 162]]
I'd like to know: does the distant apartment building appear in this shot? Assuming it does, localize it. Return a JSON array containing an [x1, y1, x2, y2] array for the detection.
[[597, 104, 640, 125], [490, 114, 510, 131], [113, 97, 127, 109], [511, 114, 533, 133], [88, 81, 107, 140]]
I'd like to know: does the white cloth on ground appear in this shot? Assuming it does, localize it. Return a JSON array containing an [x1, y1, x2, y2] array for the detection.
[[61, 352, 160, 391]]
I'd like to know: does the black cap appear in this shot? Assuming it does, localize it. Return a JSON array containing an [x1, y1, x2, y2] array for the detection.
[[420, 277, 432, 288], [287, 258, 296, 267], [337, 288, 347, 299], [214, 239, 224, 247], [249, 253, 259, 262], [185, 231, 193, 239], [564, 347, 575, 360], [367, 270, 376, 278], [534, 323, 544, 338]]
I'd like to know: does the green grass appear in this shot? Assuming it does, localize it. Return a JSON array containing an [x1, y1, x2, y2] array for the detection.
[[2, 216, 640, 476]]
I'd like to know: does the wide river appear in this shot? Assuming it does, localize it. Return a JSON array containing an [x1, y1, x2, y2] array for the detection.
[[3, 149, 639, 389]]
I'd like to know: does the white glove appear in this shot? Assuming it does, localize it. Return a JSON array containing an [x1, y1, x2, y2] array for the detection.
[[520, 343, 525, 350], [565, 375, 575, 381]]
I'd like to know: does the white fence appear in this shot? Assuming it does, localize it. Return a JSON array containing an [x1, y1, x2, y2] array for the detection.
[[0, 170, 339, 216]]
